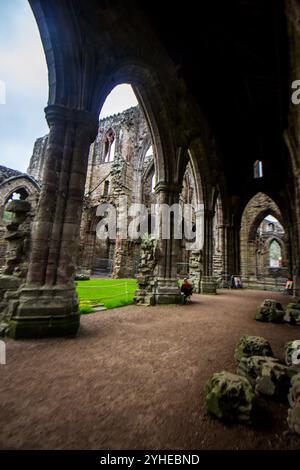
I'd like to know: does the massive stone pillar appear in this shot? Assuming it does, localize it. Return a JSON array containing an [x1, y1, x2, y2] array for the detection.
[[223, 223, 241, 277], [135, 182, 182, 304], [8, 105, 98, 339], [154, 182, 182, 303]]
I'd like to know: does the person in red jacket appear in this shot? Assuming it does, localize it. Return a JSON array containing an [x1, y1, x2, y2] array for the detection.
[[181, 278, 193, 304]]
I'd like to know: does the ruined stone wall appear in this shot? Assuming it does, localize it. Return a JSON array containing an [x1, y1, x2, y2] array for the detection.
[[79, 106, 154, 277], [26, 135, 48, 183], [85, 106, 150, 202], [0, 166, 21, 184]]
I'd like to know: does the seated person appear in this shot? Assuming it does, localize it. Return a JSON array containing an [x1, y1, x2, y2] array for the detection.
[[234, 276, 242, 289], [181, 278, 193, 303], [284, 277, 293, 295]]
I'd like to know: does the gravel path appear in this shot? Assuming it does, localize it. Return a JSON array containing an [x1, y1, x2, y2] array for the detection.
[[0, 289, 299, 450]]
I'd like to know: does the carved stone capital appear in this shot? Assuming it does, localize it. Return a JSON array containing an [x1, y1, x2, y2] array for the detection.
[[45, 105, 98, 142]]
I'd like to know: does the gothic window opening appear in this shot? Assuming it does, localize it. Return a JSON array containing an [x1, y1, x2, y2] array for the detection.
[[269, 240, 282, 268], [151, 173, 156, 193], [104, 129, 115, 163], [254, 160, 263, 178], [103, 180, 110, 197], [2, 188, 29, 222], [145, 145, 153, 160]]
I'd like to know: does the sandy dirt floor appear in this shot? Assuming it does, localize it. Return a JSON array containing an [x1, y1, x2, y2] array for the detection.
[[0, 289, 300, 450]]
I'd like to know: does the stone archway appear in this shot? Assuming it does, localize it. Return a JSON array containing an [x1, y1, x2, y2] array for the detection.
[[0, 175, 40, 269], [0, 174, 40, 218], [240, 192, 289, 289]]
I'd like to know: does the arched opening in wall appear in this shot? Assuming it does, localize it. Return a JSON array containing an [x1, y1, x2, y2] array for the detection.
[[177, 161, 197, 278], [142, 145, 156, 202], [80, 84, 156, 278], [0, 187, 30, 270], [269, 239, 282, 268], [2, 188, 29, 223], [254, 160, 263, 178], [240, 192, 289, 290], [103, 129, 115, 163]]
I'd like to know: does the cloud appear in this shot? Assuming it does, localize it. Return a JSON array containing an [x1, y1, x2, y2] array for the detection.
[[100, 84, 138, 119], [0, 0, 48, 172]]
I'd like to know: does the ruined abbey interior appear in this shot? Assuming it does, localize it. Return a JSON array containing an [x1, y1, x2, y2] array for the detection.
[[1, 0, 300, 340], [3, 0, 300, 454]]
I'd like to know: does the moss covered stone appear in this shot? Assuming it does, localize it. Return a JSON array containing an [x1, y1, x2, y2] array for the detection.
[[255, 298, 284, 323], [284, 303, 300, 326], [205, 371, 255, 423], [255, 361, 298, 400], [237, 355, 280, 387], [284, 340, 300, 366], [287, 373, 300, 435], [234, 335, 273, 361]]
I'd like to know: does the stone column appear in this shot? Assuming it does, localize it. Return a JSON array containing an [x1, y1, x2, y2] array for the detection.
[[201, 209, 217, 293], [8, 105, 98, 339], [223, 223, 241, 277], [143, 182, 182, 304], [188, 206, 204, 293]]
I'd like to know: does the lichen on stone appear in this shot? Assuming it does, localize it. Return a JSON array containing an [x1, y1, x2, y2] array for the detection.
[[284, 304, 300, 326], [234, 335, 273, 361], [255, 298, 284, 323], [287, 372, 300, 435], [205, 370, 255, 423], [284, 340, 300, 366]]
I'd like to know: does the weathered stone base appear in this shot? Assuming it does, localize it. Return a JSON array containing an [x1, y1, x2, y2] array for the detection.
[[9, 314, 80, 339], [201, 276, 217, 294], [154, 278, 181, 304], [8, 285, 80, 339]]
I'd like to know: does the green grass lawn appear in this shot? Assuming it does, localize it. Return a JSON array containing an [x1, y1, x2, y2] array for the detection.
[[76, 278, 138, 312]]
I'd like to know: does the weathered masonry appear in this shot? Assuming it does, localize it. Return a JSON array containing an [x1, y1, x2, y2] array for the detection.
[[0, 0, 299, 339]]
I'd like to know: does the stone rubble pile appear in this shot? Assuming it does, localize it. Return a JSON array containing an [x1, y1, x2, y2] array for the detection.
[[205, 332, 300, 436], [255, 297, 300, 326]]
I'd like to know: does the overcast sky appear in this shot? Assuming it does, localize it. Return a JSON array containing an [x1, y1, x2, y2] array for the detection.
[[0, 0, 138, 173]]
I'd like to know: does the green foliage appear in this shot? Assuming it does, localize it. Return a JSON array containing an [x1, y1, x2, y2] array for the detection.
[[80, 305, 94, 314], [2, 210, 12, 222]]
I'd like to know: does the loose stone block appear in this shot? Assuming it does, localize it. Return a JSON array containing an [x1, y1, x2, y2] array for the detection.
[[284, 303, 300, 326], [5, 200, 31, 213], [288, 372, 300, 408], [234, 335, 273, 361], [287, 373, 300, 435], [255, 361, 298, 400], [284, 340, 300, 366], [255, 298, 284, 323], [205, 371, 255, 423], [237, 355, 280, 387]]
